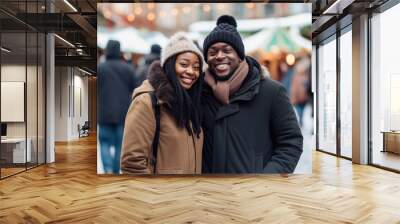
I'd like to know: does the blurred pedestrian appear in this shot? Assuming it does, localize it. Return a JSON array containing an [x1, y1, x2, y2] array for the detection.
[[136, 44, 161, 85], [290, 57, 311, 125], [201, 15, 303, 174], [121, 32, 205, 174], [98, 40, 139, 174]]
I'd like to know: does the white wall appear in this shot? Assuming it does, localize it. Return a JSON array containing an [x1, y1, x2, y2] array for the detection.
[[1, 65, 26, 81], [72, 73, 89, 138], [55, 67, 69, 141], [54, 67, 89, 141]]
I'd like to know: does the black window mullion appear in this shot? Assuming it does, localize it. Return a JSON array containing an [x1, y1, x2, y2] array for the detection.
[[44, 0, 48, 165], [0, 23, 2, 179], [44, 31, 47, 164], [367, 11, 373, 165], [336, 28, 341, 157], [25, 0, 28, 171], [316, 44, 319, 151], [36, 0, 39, 168]]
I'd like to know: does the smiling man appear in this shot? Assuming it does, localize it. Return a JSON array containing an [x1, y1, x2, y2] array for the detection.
[[201, 15, 303, 174]]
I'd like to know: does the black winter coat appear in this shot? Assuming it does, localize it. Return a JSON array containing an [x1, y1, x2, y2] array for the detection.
[[98, 41, 139, 125], [202, 56, 303, 174]]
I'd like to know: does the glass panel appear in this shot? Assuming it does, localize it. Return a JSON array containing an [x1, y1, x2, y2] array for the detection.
[[38, 32, 45, 165], [0, 1, 46, 178], [340, 29, 352, 158], [318, 37, 337, 154], [1, 28, 27, 177], [27, 31, 38, 169], [371, 4, 400, 171], [26, 0, 38, 169]]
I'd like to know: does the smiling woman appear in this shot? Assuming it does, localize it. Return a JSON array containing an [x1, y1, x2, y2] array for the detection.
[[120, 32, 206, 174], [175, 52, 201, 90]]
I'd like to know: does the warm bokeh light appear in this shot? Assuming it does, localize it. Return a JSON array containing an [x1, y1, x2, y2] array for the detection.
[[127, 14, 135, 22], [147, 12, 156, 21], [103, 10, 112, 19], [286, 53, 296, 66], [147, 3, 155, 10], [246, 3, 255, 9], [134, 6, 142, 15], [217, 4, 225, 10], [159, 10, 166, 18]]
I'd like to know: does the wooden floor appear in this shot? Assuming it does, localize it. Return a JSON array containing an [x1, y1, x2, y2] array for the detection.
[[372, 151, 400, 171], [1, 167, 26, 178], [1, 135, 400, 223], [1, 163, 44, 178]]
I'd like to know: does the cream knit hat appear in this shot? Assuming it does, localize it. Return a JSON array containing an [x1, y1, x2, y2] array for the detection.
[[160, 32, 205, 72]]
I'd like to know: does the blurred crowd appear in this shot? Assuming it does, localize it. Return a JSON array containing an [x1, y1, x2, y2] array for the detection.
[[97, 44, 313, 129]]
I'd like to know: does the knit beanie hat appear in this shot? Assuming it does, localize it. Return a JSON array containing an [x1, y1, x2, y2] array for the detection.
[[203, 15, 245, 61], [161, 32, 206, 72]]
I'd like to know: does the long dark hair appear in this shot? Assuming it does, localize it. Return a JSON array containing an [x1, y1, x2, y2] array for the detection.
[[163, 54, 204, 138]]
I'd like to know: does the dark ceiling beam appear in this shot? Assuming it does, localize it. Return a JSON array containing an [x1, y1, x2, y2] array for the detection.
[[311, 0, 389, 43], [55, 47, 97, 57], [12, 13, 82, 32], [323, 0, 356, 14], [312, 15, 336, 34], [52, 0, 77, 13], [311, 0, 356, 35], [55, 55, 96, 72], [0, 8, 37, 31], [78, 66, 97, 75], [86, 0, 97, 12], [67, 13, 96, 43], [312, 14, 353, 44], [4, 12, 96, 48]]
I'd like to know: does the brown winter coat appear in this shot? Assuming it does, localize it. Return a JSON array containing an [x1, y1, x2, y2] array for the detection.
[[120, 61, 203, 174]]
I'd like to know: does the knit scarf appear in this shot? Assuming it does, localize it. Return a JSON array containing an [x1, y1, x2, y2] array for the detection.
[[204, 60, 249, 105]]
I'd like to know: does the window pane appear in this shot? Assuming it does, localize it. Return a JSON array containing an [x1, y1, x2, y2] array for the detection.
[[371, 4, 400, 171], [318, 38, 337, 154], [340, 30, 352, 158]]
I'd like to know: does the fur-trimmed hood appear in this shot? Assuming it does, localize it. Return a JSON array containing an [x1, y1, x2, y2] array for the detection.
[[131, 60, 174, 107]]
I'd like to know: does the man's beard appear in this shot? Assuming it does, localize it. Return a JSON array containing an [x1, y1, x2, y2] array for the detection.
[[210, 67, 235, 81]]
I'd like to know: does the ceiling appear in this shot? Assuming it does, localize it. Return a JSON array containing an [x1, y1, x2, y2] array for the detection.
[[0, 0, 97, 74], [7, 0, 393, 73], [312, 0, 389, 44]]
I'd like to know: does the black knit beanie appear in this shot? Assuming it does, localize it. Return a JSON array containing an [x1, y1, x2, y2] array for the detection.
[[203, 15, 245, 61]]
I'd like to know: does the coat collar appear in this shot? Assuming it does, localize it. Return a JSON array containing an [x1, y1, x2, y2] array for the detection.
[[229, 56, 262, 104], [208, 56, 263, 120], [147, 60, 174, 107]]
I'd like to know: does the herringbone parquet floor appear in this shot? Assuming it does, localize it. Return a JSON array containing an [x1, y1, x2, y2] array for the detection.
[[1, 134, 400, 223]]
